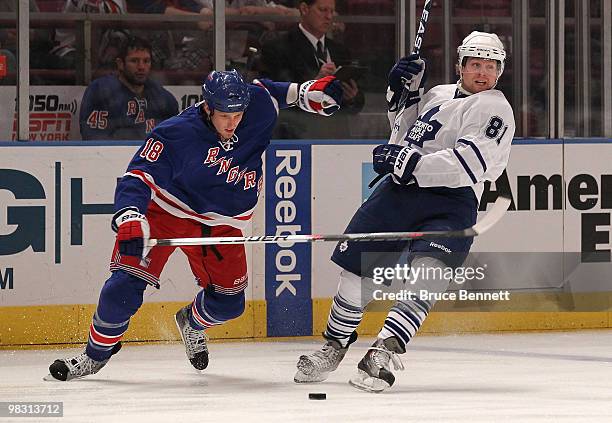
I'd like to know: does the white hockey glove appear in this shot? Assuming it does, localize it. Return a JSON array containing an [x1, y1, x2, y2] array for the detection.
[[112, 207, 151, 258], [297, 75, 343, 116], [372, 144, 422, 185], [387, 54, 426, 111]]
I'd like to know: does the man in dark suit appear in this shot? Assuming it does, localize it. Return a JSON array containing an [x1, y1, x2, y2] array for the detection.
[[260, 0, 365, 137]]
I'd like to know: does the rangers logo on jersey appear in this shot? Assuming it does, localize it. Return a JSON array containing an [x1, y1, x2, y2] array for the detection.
[[203, 146, 258, 191], [127, 98, 147, 124], [145, 118, 155, 134]]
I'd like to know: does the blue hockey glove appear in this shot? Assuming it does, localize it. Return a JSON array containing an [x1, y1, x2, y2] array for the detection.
[[388, 54, 425, 93], [297, 75, 343, 116], [372, 144, 422, 185], [387, 54, 426, 111]]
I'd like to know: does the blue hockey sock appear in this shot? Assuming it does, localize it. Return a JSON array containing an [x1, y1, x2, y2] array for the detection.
[[189, 288, 245, 330], [85, 271, 147, 362]]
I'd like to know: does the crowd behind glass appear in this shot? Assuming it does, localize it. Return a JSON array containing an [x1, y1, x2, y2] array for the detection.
[[0, 0, 608, 139]]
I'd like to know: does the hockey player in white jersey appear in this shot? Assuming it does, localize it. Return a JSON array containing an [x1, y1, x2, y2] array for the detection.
[[294, 31, 515, 392]]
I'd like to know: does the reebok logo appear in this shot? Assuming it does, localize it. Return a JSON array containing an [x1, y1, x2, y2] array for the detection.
[[429, 242, 452, 254]]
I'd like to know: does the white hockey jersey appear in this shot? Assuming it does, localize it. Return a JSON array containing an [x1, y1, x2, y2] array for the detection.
[[387, 84, 515, 201]]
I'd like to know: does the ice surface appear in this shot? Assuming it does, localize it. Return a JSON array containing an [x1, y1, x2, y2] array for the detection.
[[1, 331, 611, 422]]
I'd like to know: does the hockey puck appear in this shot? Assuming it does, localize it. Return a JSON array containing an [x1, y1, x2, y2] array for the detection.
[[308, 393, 326, 400]]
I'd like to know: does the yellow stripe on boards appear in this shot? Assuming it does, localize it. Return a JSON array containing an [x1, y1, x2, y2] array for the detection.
[[2, 293, 611, 348], [312, 292, 612, 336], [0, 300, 267, 348]]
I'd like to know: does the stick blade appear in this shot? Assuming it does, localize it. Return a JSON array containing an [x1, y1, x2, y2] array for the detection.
[[471, 195, 511, 236]]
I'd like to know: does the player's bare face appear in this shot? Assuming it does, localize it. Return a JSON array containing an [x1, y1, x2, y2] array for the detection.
[[460, 57, 499, 93], [211, 111, 244, 140], [301, 0, 335, 38], [118, 49, 152, 87]]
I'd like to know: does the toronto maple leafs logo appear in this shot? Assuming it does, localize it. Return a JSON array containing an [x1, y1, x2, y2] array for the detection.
[[405, 105, 442, 147], [338, 241, 348, 253]]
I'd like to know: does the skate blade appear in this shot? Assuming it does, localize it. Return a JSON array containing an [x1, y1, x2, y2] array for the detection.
[[349, 371, 389, 393], [294, 371, 328, 383], [43, 374, 62, 382]]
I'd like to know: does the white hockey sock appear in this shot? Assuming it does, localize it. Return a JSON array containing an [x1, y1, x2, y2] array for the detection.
[[324, 270, 369, 347], [377, 297, 432, 349], [378, 256, 451, 348]]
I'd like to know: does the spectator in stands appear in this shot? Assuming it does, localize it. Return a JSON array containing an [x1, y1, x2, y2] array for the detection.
[[260, 0, 364, 114], [51, 0, 128, 72], [204, 1, 299, 73], [127, 0, 212, 27], [126, 0, 215, 74], [79, 36, 178, 140], [0, 45, 17, 85], [52, 0, 204, 74], [225, 0, 298, 16], [155, 0, 298, 75], [0, 0, 58, 83], [191, 0, 298, 16], [258, 0, 364, 137]]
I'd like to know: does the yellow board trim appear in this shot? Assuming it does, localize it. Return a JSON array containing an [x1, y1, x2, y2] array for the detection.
[[2, 293, 612, 347], [313, 292, 612, 336], [0, 300, 267, 347]]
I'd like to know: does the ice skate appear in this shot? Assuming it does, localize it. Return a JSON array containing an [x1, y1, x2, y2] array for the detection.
[[349, 337, 405, 393], [175, 304, 209, 371], [44, 342, 122, 381], [294, 332, 357, 383]]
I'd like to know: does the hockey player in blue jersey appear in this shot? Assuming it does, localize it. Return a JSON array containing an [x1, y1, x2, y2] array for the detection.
[[79, 36, 178, 140], [294, 31, 516, 392], [45, 69, 342, 381]]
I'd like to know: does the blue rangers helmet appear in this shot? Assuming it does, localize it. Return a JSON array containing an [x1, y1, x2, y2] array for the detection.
[[202, 70, 250, 113]]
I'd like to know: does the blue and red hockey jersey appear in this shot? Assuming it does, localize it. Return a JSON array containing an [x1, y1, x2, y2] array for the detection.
[[114, 79, 293, 230], [79, 75, 178, 140]]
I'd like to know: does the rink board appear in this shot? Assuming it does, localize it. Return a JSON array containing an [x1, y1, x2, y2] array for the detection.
[[0, 139, 611, 346]]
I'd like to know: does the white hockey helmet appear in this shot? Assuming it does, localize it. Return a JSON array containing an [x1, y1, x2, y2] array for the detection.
[[457, 31, 506, 76]]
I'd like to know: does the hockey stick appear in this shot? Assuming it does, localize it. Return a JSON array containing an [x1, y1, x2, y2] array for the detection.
[[147, 196, 511, 247], [369, 0, 434, 189], [395, 0, 433, 112]]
